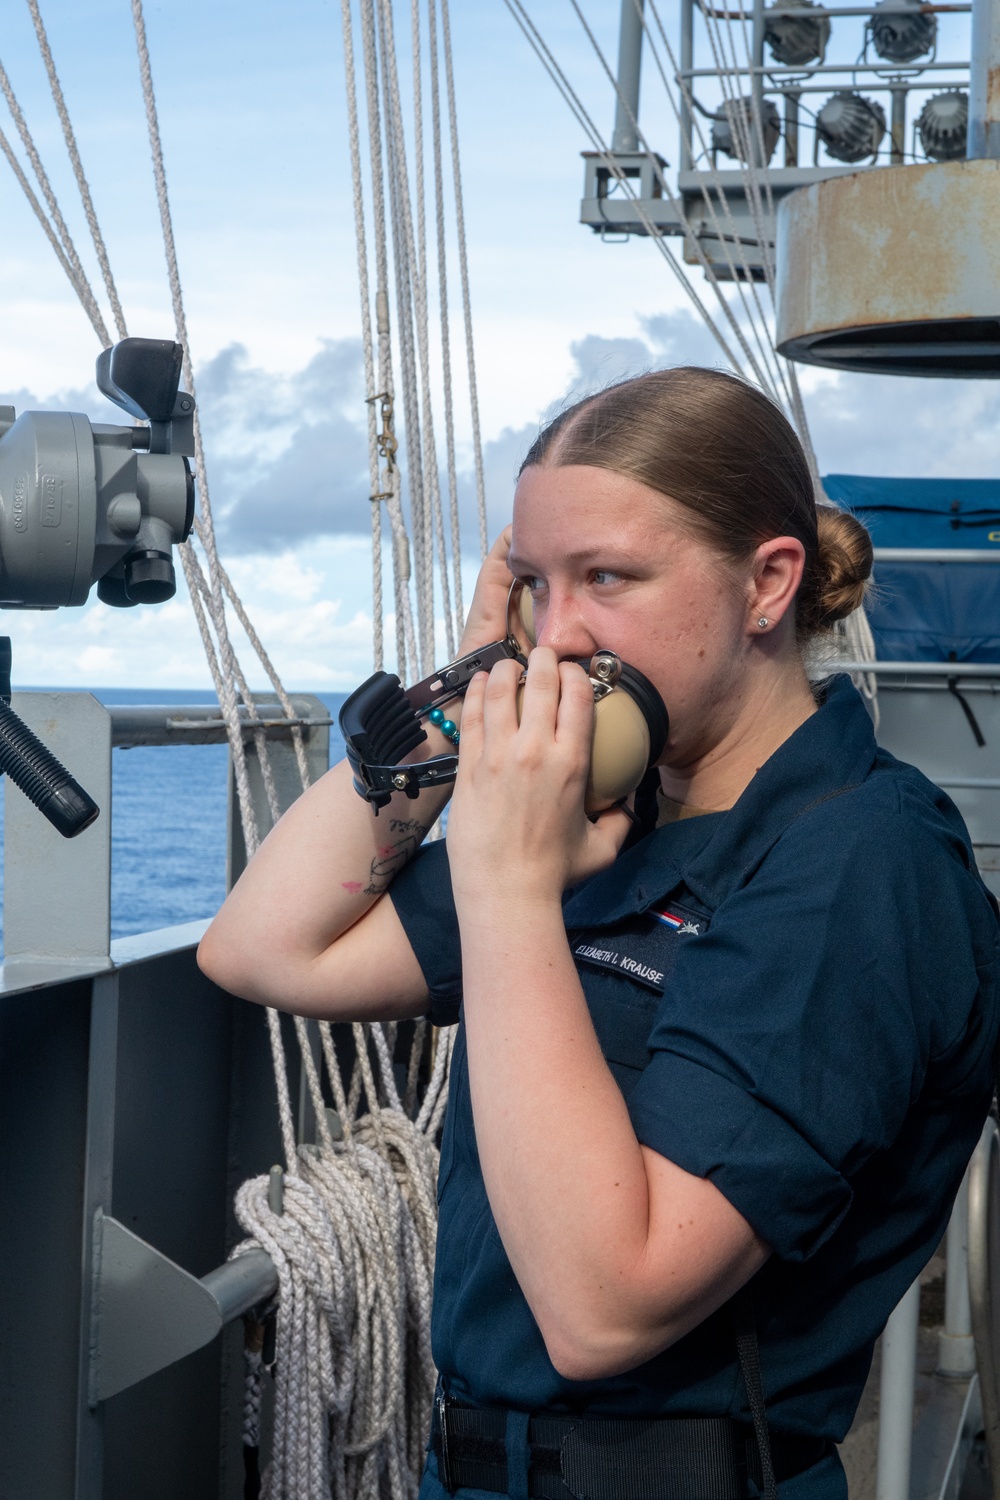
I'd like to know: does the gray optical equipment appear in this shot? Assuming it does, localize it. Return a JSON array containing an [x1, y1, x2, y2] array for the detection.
[[0, 337, 197, 840], [0, 336, 195, 611]]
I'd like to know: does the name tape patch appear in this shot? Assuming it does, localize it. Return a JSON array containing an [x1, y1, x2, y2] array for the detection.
[[572, 901, 707, 994], [574, 942, 665, 989]]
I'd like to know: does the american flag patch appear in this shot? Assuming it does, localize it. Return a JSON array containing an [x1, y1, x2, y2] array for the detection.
[[651, 907, 702, 935]]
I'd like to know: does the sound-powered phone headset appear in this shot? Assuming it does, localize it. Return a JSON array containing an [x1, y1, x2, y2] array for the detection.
[[339, 581, 668, 815]]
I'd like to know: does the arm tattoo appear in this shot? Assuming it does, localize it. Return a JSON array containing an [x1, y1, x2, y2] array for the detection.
[[361, 820, 430, 896]]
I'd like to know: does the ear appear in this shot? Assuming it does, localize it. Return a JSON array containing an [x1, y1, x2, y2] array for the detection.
[[746, 536, 806, 633]]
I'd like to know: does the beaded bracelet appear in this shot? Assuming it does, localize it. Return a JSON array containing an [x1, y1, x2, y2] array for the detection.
[[427, 706, 460, 746]]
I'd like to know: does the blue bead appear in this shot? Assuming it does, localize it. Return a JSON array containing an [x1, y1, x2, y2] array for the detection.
[[428, 707, 445, 725], [441, 719, 457, 739]]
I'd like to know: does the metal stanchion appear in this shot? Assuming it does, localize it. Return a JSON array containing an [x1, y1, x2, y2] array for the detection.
[[876, 1278, 922, 1500]]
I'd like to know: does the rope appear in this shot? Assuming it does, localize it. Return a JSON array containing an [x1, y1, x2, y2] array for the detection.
[[409, 0, 457, 661], [566, 0, 782, 403], [0, 121, 94, 308], [357, 0, 420, 680], [340, 0, 386, 671], [428, 0, 465, 625], [638, 0, 788, 399], [25, 0, 129, 340], [234, 1023, 446, 1500], [439, 0, 489, 564], [501, 0, 750, 380], [0, 55, 109, 341]]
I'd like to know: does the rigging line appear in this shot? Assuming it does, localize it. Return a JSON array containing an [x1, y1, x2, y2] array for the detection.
[[730, 4, 780, 288], [25, 0, 128, 341], [568, 0, 779, 398], [440, 0, 489, 563], [731, 2, 787, 295], [132, 0, 273, 856], [696, 7, 769, 271], [637, 0, 790, 400], [379, 0, 438, 670], [410, 0, 458, 661], [695, 16, 818, 479], [638, 0, 785, 399], [709, 4, 818, 466], [215, 558, 311, 790], [0, 121, 95, 315], [700, 3, 777, 297], [0, 57, 108, 342], [340, 0, 386, 670], [502, 0, 749, 379], [428, 0, 466, 628], [359, 0, 418, 679], [381, 3, 433, 674], [642, 0, 799, 417], [565, 0, 778, 397], [694, 0, 803, 429]]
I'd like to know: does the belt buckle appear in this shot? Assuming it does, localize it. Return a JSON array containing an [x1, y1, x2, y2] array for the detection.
[[437, 1387, 455, 1493]]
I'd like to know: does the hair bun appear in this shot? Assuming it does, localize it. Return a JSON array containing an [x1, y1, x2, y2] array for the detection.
[[803, 505, 874, 630]]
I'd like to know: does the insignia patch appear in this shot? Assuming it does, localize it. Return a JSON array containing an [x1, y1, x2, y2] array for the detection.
[[652, 907, 702, 936]]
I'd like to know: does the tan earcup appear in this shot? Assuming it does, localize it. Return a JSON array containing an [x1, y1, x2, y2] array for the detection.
[[587, 688, 651, 814], [515, 681, 651, 815], [516, 582, 537, 646]]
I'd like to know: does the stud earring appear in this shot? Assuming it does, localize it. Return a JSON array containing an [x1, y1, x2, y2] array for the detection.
[[757, 616, 769, 629]]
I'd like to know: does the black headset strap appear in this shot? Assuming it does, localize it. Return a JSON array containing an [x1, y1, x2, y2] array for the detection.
[[732, 1286, 778, 1500]]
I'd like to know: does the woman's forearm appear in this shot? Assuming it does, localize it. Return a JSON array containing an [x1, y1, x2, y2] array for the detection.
[[198, 751, 452, 1007], [459, 894, 766, 1379], [459, 896, 660, 1368]]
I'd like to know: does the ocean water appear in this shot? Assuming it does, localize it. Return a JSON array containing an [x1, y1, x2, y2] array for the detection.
[[0, 688, 348, 946]]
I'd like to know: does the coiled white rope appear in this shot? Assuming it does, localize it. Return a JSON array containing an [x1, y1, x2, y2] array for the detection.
[[234, 1019, 454, 1500]]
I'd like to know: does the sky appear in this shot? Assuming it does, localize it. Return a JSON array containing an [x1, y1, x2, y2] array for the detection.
[[0, 0, 994, 689]]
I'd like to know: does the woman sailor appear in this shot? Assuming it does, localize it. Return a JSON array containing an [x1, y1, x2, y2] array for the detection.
[[199, 366, 1000, 1500]]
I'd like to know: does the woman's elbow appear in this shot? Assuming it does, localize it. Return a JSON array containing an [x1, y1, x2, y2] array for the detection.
[[540, 1313, 680, 1383], [197, 919, 257, 999]]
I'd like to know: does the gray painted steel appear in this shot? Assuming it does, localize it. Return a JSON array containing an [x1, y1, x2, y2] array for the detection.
[[109, 702, 332, 748], [968, 0, 1000, 156], [877, 1279, 922, 1500], [89, 1212, 227, 1404], [967, 1119, 1000, 1497], [612, 0, 645, 151], [863, 677, 1000, 896], [201, 1248, 278, 1324], [88, 1220, 278, 1403], [0, 691, 322, 1499], [4, 692, 112, 967]]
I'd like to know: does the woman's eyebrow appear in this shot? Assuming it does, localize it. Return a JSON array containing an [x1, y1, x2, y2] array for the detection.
[[508, 545, 642, 573]]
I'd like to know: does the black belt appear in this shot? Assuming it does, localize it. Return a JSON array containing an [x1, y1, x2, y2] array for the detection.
[[432, 1398, 829, 1500]]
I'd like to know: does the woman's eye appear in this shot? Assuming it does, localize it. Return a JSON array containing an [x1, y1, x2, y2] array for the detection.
[[520, 575, 545, 594], [592, 570, 621, 587]]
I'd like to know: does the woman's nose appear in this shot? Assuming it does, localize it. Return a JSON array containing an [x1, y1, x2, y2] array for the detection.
[[533, 592, 597, 660]]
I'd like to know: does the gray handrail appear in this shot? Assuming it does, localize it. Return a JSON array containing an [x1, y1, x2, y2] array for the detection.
[[872, 550, 1000, 564], [967, 1116, 1000, 1500], [109, 702, 332, 747], [826, 662, 1000, 678]]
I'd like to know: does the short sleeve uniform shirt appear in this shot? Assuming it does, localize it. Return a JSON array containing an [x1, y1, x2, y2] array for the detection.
[[389, 676, 1000, 1493]]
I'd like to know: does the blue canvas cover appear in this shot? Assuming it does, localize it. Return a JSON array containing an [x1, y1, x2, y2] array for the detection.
[[823, 475, 1000, 663]]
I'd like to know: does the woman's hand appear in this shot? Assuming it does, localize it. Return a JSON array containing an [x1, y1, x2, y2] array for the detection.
[[459, 526, 521, 654], [447, 647, 632, 907]]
